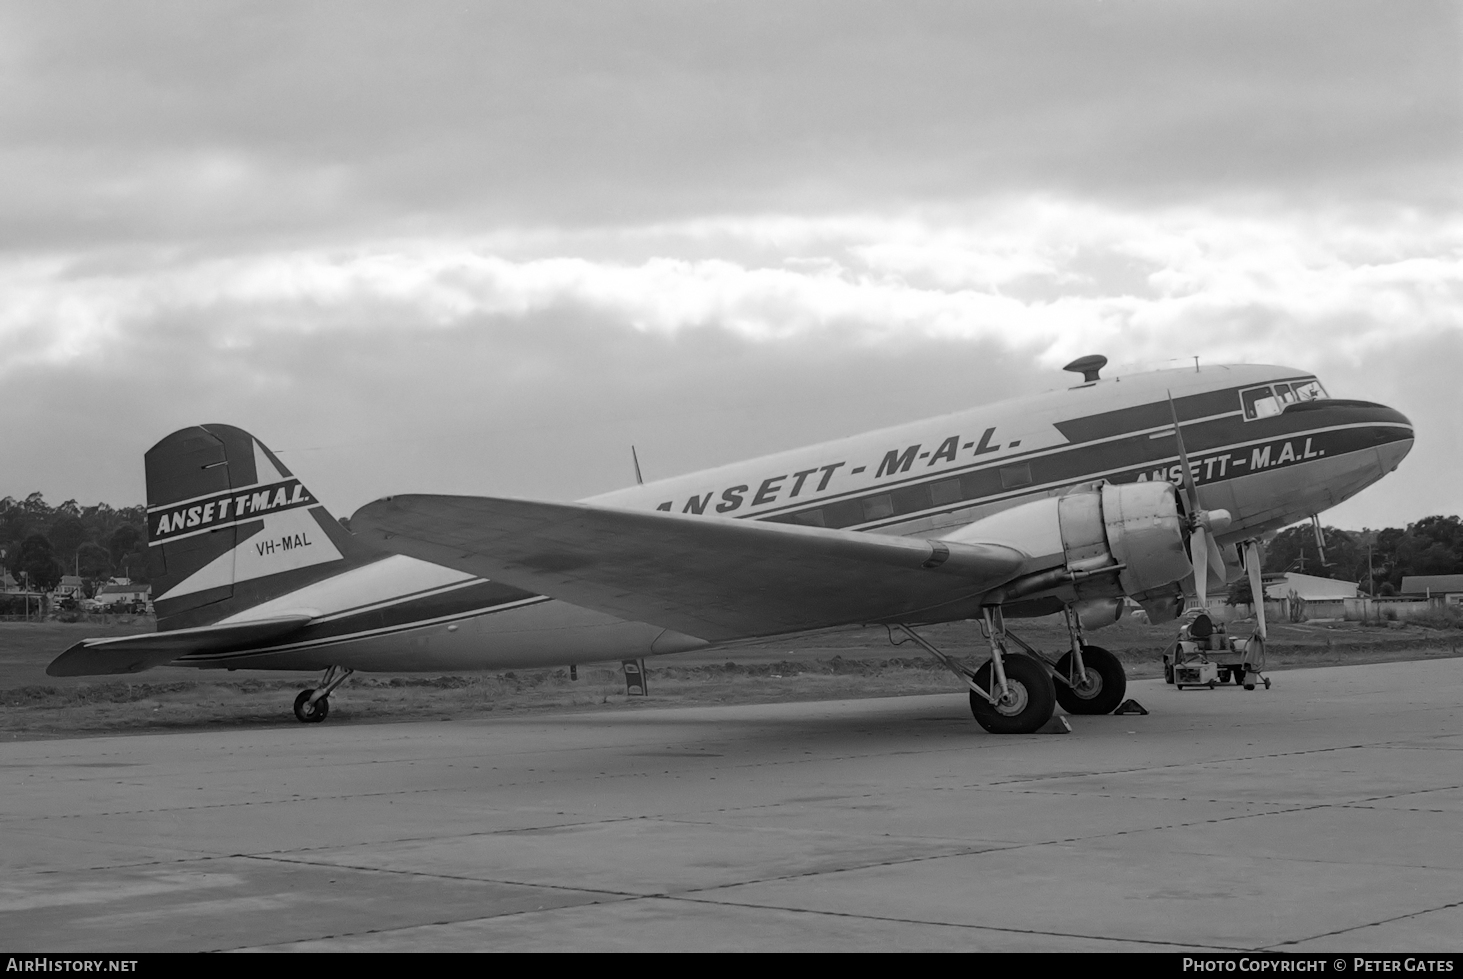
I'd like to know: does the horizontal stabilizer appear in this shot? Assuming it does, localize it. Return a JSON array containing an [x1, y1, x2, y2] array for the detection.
[[351, 495, 1026, 641], [46, 615, 314, 677]]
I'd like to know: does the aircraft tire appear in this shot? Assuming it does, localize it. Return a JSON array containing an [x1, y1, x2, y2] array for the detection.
[[1054, 644, 1127, 715], [969, 654, 1055, 734], [293, 689, 329, 724]]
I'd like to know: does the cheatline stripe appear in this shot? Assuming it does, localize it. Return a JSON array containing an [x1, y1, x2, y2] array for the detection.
[[173, 418, 1409, 656], [801, 420, 1411, 533], [720, 382, 1348, 521], [728, 404, 1271, 521], [180, 595, 555, 661], [181, 421, 1410, 647]]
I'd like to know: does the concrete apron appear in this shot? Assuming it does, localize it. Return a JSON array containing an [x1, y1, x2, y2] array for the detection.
[[1, 658, 1460, 951]]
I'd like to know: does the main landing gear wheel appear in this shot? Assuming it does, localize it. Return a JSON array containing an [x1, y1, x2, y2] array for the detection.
[[1054, 644, 1127, 715], [969, 654, 1056, 734], [293, 689, 329, 724]]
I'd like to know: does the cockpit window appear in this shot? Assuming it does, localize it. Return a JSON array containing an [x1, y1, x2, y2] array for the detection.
[[1241, 378, 1328, 419], [1241, 386, 1282, 420], [1290, 379, 1327, 402]]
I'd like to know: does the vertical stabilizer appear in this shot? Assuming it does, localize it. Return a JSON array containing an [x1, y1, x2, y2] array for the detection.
[[145, 424, 377, 630]]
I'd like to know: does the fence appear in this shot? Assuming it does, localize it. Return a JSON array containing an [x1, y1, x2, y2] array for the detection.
[[1343, 596, 1445, 623]]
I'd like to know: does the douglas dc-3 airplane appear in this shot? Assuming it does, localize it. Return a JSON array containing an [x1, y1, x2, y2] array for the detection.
[[50, 357, 1413, 734]]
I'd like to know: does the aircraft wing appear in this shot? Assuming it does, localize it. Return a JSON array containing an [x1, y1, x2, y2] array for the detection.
[[47, 615, 314, 677], [351, 495, 1026, 641]]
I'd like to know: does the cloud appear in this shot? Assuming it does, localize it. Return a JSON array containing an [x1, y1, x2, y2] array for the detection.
[[2, 195, 1459, 529], [2, 2, 1458, 532], [0, 2, 1457, 248], [4, 198, 1458, 369]]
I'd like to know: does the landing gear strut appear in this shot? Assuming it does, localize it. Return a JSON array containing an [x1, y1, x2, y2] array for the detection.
[[1054, 645, 1127, 715], [894, 609, 1056, 734], [893, 601, 1134, 732], [1051, 606, 1127, 715], [969, 652, 1056, 734], [294, 666, 354, 723]]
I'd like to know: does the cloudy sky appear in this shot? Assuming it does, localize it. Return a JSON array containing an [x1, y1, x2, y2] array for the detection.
[[2, 0, 1459, 529]]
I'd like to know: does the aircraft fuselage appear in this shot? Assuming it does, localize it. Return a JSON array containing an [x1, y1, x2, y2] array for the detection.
[[185, 363, 1412, 674]]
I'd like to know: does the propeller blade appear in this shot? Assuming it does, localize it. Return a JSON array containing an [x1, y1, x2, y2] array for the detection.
[[1207, 534, 1228, 585], [1245, 539, 1268, 640], [1166, 390, 1200, 514], [1192, 524, 1210, 609]]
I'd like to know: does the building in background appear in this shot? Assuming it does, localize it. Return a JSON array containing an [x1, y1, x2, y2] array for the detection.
[[1260, 572, 1361, 622], [92, 580, 151, 609], [1399, 575, 1463, 605]]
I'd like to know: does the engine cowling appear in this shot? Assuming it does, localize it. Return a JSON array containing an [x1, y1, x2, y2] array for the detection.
[[940, 481, 1194, 620]]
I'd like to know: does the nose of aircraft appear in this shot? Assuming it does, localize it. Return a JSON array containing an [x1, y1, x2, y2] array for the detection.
[[1371, 401, 1414, 474], [1287, 397, 1413, 474]]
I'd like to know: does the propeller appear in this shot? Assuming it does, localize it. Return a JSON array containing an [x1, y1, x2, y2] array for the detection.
[[1246, 535, 1269, 664], [1243, 538, 1268, 641], [1167, 392, 1232, 610]]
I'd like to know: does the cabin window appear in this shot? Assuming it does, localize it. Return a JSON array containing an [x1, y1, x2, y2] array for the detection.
[[789, 509, 825, 527], [999, 463, 1033, 489], [930, 477, 963, 506], [960, 471, 989, 501], [821, 499, 863, 529], [1241, 386, 1282, 420], [890, 484, 931, 515], [862, 494, 895, 521]]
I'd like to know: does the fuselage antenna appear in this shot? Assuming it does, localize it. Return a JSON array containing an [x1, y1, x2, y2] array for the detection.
[[631, 445, 644, 486]]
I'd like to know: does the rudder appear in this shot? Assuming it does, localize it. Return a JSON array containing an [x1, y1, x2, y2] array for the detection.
[[145, 424, 375, 630]]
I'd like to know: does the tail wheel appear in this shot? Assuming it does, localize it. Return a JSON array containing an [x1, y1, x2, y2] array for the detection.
[[1054, 644, 1127, 715], [293, 689, 329, 724], [969, 654, 1056, 734]]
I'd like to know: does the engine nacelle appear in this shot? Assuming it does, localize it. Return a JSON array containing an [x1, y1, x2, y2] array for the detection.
[[941, 481, 1193, 612]]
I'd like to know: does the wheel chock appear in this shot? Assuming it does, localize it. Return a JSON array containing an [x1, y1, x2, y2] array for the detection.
[[1113, 699, 1149, 715], [1037, 715, 1072, 734]]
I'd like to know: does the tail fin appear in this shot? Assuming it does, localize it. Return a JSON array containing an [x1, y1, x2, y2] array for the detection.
[[145, 424, 375, 630]]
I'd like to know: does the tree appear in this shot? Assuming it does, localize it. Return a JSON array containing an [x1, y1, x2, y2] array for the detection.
[[76, 541, 111, 579], [116, 547, 152, 584], [108, 525, 142, 566], [1227, 573, 1257, 608], [17, 534, 61, 591], [1262, 525, 1364, 582], [47, 515, 87, 569], [1366, 516, 1463, 589], [1394, 515, 1463, 578]]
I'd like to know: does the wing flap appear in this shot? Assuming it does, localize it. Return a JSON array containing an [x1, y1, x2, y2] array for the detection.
[[47, 615, 314, 677], [351, 495, 1025, 641]]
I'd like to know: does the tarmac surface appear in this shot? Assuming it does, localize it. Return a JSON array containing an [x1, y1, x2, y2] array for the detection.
[[2, 659, 1461, 952]]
